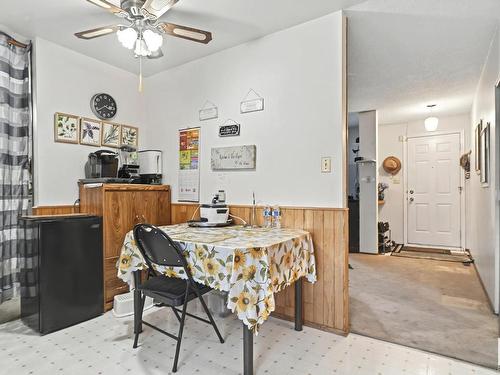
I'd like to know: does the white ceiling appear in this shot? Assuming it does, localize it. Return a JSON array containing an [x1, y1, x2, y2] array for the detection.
[[2, 0, 499, 124], [0, 0, 363, 77], [346, 0, 500, 124]]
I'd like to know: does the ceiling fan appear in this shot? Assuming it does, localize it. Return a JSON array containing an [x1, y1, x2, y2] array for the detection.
[[75, 0, 213, 59]]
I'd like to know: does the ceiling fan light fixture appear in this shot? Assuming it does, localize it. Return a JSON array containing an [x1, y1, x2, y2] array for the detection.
[[117, 27, 138, 49], [134, 38, 151, 57], [143, 29, 163, 52]]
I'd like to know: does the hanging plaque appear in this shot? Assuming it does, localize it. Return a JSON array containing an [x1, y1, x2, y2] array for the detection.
[[199, 101, 218, 121], [240, 89, 264, 114], [219, 123, 240, 137]]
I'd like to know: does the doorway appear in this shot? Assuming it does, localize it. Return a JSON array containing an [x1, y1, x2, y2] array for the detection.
[[405, 133, 463, 249]]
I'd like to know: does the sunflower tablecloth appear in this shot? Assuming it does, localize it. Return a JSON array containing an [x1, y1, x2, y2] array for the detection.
[[117, 224, 316, 332]]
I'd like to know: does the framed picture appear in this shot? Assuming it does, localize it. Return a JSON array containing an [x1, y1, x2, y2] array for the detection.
[[101, 121, 121, 148], [121, 125, 138, 147], [54, 112, 79, 144], [480, 122, 490, 186], [80, 118, 102, 147], [474, 120, 482, 173]]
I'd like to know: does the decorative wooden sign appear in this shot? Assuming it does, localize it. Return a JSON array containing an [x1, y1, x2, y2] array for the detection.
[[211, 145, 256, 170], [219, 123, 240, 137], [199, 101, 218, 121], [240, 89, 264, 114]]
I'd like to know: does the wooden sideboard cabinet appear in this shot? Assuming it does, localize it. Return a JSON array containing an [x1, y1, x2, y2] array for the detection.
[[79, 184, 171, 311]]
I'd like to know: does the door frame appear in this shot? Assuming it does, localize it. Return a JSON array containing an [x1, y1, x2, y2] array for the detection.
[[403, 130, 466, 251]]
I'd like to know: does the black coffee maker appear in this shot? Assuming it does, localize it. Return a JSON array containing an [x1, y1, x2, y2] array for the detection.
[[84, 150, 119, 178]]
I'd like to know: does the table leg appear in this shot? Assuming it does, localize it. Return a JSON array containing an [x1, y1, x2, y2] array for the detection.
[[133, 271, 143, 334], [294, 277, 303, 331], [243, 323, 254, 375]]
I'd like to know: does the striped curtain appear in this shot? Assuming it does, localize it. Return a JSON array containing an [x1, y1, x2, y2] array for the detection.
[[0, 32, 32, 304]]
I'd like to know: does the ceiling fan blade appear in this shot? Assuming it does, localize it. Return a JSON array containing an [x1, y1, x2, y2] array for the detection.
[[157, 22, 212, 44], [75, 25, 121, 40], [85, 0, 128, 17], [147, 48, 164, 59], [141, 0, 179, 20]]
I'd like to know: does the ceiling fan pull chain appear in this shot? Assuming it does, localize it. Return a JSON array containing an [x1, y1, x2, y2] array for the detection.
[[139, 56, 144, 92]]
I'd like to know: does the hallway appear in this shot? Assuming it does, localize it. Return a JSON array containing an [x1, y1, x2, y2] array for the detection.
[[349, 253, 497, 369]]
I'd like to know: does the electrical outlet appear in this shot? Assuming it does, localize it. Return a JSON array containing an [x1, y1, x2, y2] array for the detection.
[[321, 157, 332, 173]]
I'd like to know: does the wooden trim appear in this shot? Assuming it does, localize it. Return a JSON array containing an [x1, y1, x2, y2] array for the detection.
[[32, 205, 80, 215], [171, 202, 348, 212]]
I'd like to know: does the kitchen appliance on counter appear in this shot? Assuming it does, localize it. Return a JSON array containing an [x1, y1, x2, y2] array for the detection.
[[84, 150, 118, 179], [138, 150, 162, 184], [19, 214, 103, 334], [189, 192, 231, 227], [118, 145, 140, 181]]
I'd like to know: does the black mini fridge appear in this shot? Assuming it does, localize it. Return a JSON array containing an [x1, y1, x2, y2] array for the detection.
[[19, 214, 103, 334]]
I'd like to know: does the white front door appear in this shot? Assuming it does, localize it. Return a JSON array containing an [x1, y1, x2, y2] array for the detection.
[[407, 133, 461, 248]]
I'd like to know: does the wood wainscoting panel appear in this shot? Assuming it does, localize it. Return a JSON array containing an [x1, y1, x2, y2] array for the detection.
[[32, 205, 80, 215], [170, 203, 349, 335]]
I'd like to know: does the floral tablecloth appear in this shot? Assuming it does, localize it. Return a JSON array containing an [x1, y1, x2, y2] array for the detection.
[[117, 224, 316, 332]]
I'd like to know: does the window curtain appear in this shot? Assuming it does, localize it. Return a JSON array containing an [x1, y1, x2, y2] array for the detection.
[[0, 32, 32, 304]]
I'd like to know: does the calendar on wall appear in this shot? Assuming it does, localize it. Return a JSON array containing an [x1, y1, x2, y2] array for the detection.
[[178, 127, 200, 202]]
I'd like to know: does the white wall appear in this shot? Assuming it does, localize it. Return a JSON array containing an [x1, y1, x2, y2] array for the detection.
[[378, 113, 470, 245], [33, 38, 145, 205], [468, 27, 499, 311], [143, 12, 346, 207]]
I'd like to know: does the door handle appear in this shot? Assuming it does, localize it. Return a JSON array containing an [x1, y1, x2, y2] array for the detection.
[[409, 190, 414, 194]]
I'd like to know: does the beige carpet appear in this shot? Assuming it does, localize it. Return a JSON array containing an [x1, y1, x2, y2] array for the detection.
[[349, 253, 498, 369]]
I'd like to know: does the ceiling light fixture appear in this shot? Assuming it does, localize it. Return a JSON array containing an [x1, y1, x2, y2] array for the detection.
[[424, 104, 439, 132]]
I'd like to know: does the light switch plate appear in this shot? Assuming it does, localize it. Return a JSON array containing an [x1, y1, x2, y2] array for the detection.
[[321, 157, 332, 173]]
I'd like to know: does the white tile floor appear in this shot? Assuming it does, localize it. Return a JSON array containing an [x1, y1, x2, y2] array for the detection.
[[0, 301, 497, 375]]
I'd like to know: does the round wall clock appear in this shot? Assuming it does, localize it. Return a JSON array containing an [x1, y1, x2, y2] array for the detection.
[[90, 93, 117, 120]]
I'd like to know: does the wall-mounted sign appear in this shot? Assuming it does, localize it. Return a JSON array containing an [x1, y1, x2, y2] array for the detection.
[[240, 89, 264, 114], [219, 124, 240, 137], [199, 101, 218, 121], [219, 119, 240, 137], [211, 145, 256, 170]]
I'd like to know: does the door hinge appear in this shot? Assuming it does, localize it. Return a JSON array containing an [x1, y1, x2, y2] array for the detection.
[[458, 186, 463, 194]]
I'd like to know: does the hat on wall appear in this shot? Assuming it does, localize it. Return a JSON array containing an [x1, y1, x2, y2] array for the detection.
[[383, 156, 401, 175]]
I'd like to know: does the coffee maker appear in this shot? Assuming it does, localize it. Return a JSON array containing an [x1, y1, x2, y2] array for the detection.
[[138, 150, 162, 184], [84, 150, 119, 179], [118, 145, 140, 179]]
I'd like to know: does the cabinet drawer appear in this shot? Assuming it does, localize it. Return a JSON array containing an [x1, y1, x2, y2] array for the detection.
[[104, 257, 129, 302]]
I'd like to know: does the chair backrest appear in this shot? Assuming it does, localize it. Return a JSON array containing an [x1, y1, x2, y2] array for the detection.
[[133, 224, 189, 274]]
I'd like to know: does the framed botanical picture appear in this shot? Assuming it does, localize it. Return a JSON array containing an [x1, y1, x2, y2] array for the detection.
[[80, 117, 102, 147], [121, 125, 138, 147], [54, 112, 79, 144], [101, 121, 121, 148], [474, 120, 482, 173], [480, 122, 490, 187]]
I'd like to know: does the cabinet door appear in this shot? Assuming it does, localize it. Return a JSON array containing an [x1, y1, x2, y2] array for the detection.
[[157, 190, 171, 225], [104, 191, 136, 258], [133, 191, 160, 225]]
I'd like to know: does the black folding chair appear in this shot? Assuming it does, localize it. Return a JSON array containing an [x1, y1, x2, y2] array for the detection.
[[132, 224, 225, 373]]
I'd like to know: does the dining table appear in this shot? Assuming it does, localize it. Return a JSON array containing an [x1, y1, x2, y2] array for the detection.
[[117, 223, 317, 375]]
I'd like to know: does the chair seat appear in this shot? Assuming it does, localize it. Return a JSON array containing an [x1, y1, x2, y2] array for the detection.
[[138, 275, 212, 307]]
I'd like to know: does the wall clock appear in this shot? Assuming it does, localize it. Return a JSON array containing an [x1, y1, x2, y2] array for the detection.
[[90, 93, 117, 120]]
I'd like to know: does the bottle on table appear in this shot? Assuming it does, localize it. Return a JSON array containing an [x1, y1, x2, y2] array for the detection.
[[272, 206, 281, 229], [263, 205, 272, 228]]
